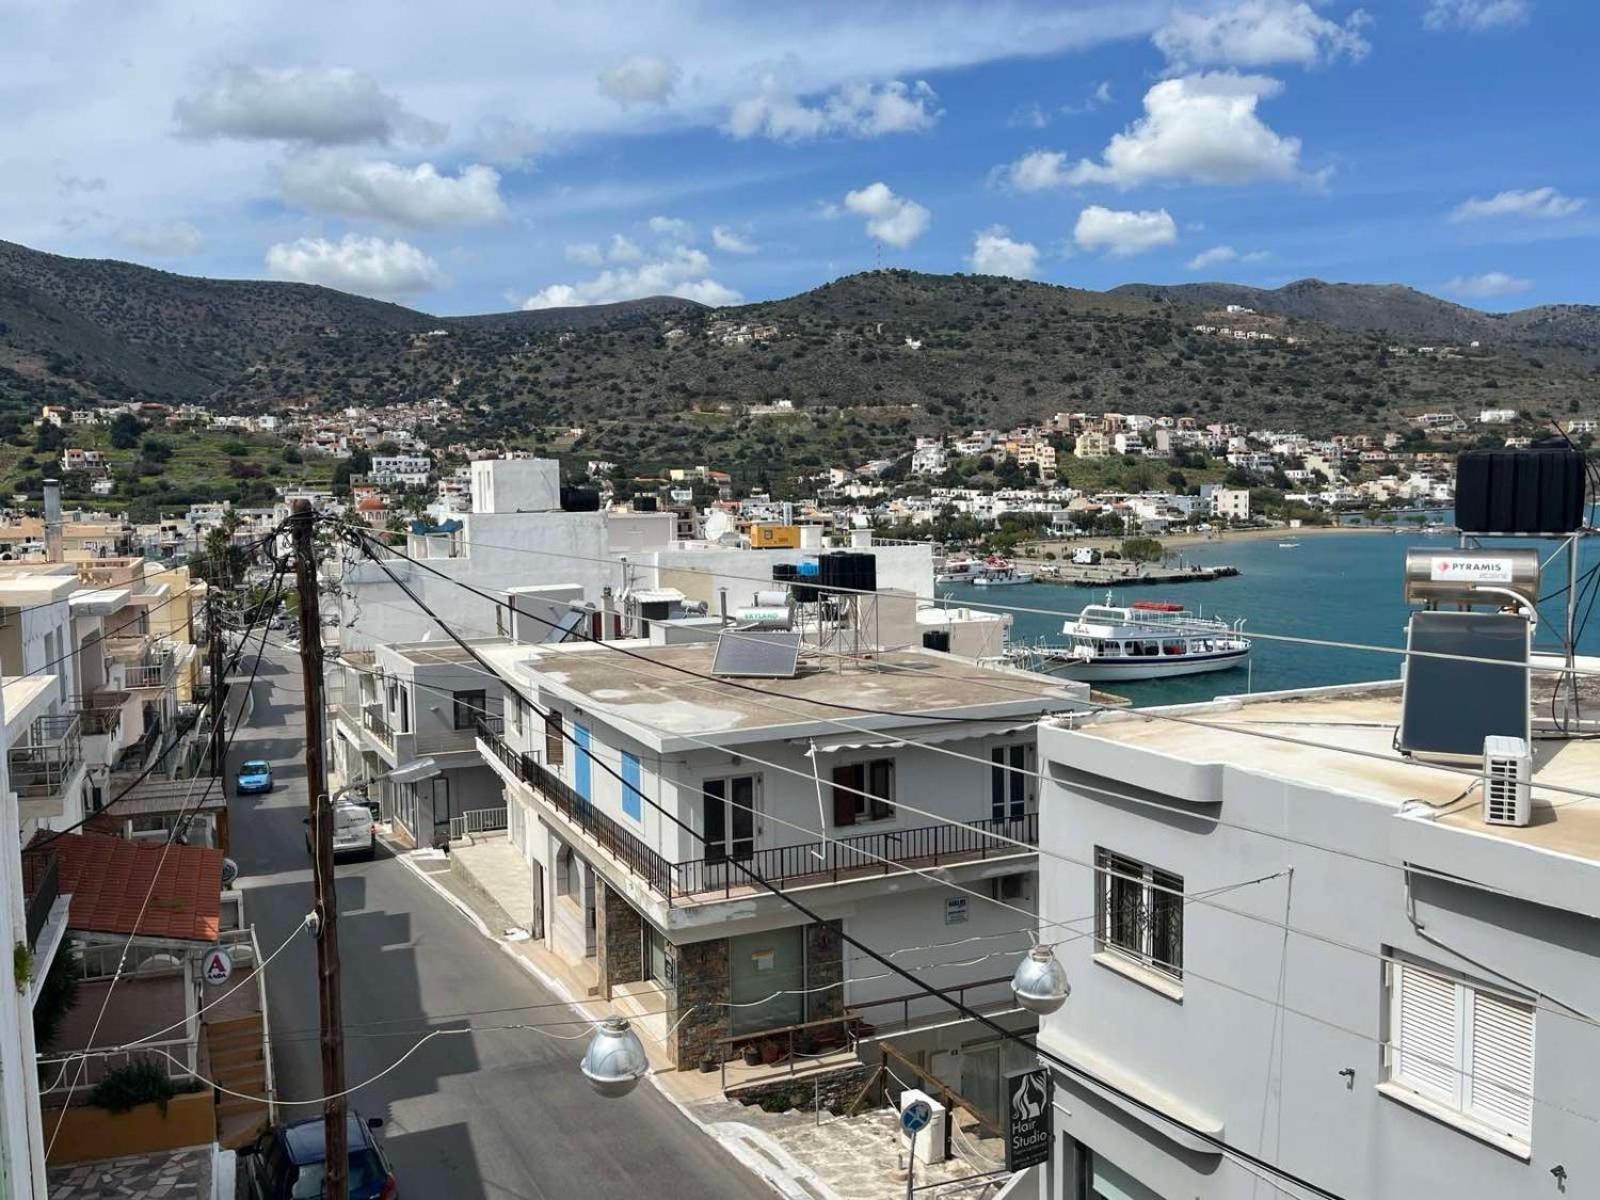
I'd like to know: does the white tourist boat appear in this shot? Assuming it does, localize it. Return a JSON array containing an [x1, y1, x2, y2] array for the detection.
[[970, 555, 1035, 587], [935, 555, 987, 584], [1013, 596, 1250, 681]]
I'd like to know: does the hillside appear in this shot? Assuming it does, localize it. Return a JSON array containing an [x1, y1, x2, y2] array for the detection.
[[3, 241, 1600, 486]]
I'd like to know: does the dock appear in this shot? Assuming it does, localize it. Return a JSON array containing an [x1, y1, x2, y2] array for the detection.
[[1017, 560, 1241, 587]]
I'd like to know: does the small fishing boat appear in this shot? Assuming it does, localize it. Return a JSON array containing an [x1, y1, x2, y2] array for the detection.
[[1278, 541, 1300, 548], [1010, 596, 1250, 681]]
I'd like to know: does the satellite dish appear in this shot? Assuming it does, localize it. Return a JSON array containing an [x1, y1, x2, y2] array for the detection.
[[703, 511, 734, 542]]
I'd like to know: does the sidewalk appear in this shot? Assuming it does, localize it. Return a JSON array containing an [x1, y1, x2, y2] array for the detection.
[[393, 838, 1008, 1200]]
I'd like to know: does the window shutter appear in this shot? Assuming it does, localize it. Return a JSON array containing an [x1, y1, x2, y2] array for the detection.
[[1395, 963, 1462, 1103], [1467, 989, 1534, 1137]]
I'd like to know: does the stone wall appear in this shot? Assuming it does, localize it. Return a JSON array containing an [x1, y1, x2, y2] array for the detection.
[[805, 920, 844, 1021], [596, 880, 643, 998], [670, 937, 729, 1069], [730, 1063, 879, 1115]]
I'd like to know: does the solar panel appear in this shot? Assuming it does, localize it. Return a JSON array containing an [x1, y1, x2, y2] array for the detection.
[[712, 629, 802, 678], [1398, 611, 1530, 762], [541, 610, 586, 644]]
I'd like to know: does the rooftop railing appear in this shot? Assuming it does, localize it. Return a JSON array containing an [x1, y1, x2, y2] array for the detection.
[[10, 714, 84, 803]]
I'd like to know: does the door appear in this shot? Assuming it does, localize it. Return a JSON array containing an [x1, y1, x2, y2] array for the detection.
[[730, 927, 804, 1035], [574, 724, 592, 802], [529, 861, 544, 940], [703, 776, 757, 862]]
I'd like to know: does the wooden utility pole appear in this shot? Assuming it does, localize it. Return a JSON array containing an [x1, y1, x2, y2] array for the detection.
[[290, 501, 348, 1200], [207, 592, 226, 776]]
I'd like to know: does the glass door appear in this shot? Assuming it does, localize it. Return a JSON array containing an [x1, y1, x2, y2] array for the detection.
[[702, 775, 757, 862]]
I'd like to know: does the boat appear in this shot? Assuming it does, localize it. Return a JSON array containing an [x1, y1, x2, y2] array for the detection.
[[1012, 595, 1250, 681], [970, 555, 1035, 587], [1278, 541, 1300, 548], [935, 555, 986, 584]]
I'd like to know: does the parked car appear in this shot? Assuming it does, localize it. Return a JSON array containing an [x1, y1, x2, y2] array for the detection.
[[235, 760, 274, 795], [238, 1113, 396, 1199], [306, 801, 378, 861]]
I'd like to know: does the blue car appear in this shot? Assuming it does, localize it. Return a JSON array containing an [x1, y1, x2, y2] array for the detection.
[[239, 1114, 397, 1199], [236, 760, 274, 795]]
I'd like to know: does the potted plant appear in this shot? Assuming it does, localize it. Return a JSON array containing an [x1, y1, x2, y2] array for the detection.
[[760, 1039, 783, 1066], [698, 1054, 717, 1074], [741, 1042, 761, 1067]]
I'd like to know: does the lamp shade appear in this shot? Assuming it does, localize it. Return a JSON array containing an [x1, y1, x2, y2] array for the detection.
[[1011, 945, 1071, 1015], [580, 1017, 650, 1097]]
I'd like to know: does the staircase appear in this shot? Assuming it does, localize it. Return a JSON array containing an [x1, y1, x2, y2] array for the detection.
[[206, 1013, 273, 1149]]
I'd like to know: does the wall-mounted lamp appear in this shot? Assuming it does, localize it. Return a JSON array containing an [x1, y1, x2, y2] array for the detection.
[[1338, 1068, 1355, 1090], [1551, 1165, 1567, 1192]]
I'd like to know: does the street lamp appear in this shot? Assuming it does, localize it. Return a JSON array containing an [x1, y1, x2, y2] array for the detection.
[[1011, 944, 1071, 1015], [331, 757, 440, 806], [580, 1017, 650, 1098]]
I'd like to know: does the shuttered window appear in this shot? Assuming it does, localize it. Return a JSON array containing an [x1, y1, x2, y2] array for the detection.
[[1386, 959, 1534, 1144]]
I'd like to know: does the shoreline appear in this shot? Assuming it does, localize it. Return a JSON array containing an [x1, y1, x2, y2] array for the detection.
[[1023, 522, 1400, 558]]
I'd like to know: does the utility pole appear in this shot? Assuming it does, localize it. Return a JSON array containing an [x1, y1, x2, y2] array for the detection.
[[290, 500, 348, 1200], [207, 592, 226, 777]]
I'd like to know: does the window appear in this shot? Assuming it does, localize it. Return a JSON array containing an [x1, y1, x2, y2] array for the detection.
[[991, 745, 1027, 821], [1384, 958, 1534, 1144], [703, 775, 757, 862], [621, 751, 643, 823], [991, 873, 1029, 903], [397, 684, 410, 733], [1094, 848, 1183, 981], [452, 689, 486, 730], [510, 696, 524, 736], [545, 711, 564, 765], [831, 759, 894, 826]]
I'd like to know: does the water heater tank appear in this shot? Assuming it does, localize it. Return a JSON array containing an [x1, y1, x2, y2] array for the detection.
[[1402, 548, 1540, 607]]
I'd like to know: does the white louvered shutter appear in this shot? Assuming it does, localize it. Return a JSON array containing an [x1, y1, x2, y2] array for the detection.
[[1395, 963, 1462, 1103], [1466, 989, 1535, 1138]]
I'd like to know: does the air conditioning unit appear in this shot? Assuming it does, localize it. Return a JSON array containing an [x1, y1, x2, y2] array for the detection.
[[1482, 735, 1532, 827]]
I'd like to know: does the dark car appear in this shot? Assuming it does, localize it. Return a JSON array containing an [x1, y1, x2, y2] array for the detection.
[[236, 760, 274, 795], [239, 1114, 396, 1199]]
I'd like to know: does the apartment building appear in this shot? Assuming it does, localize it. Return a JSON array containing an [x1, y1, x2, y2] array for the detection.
[[472, 631, 1087, 1096], [1032, 674, 1600, 1200], [368, 454, 433, 488]]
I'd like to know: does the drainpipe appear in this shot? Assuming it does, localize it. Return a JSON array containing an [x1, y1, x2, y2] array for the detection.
[[44, 479, 63, 564]]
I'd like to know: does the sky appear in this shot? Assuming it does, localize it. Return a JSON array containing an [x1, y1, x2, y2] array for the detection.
[[3, 0, 1596, 315]]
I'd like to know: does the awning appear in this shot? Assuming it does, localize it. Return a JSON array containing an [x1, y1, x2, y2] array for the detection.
[[803, 718, 1039, 754]]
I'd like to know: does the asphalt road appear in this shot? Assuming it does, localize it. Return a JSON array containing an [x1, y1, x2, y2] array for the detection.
[[226, 642, 773, 1199]]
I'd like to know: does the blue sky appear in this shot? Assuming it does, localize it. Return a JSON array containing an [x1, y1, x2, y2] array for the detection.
[[5, 0, 1595, 314]]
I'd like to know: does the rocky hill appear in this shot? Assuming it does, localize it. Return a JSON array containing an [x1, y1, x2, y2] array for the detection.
[[3, 241, 1599, 479]]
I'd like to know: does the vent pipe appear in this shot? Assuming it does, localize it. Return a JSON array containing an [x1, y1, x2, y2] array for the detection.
[[44, 479, 63, 563]]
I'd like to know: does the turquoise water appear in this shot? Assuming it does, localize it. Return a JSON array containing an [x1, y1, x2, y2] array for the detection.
[[938, 531, 1600, 707]]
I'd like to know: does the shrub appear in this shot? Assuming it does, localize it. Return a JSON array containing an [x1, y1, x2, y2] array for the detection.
[[87, 1058, 199, 1114]]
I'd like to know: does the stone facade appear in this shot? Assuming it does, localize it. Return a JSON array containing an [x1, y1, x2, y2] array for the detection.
[[804, 920, 844, 1022], [595, 880, 643, 998], [729, 1063, 879, 1115], [670, 937, 729, 1069]]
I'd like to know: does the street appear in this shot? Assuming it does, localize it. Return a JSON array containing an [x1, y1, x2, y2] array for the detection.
[[226, 642, 774, 1198]]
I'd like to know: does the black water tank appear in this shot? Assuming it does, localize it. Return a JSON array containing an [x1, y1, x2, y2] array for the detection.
[[634, 495, 658, 512], [774, 562, 818, 604], [922, 629, 951, 652], [560, 486, 601, 512], [1456, 442, 1586, 534], [818, 551, 879, 597]]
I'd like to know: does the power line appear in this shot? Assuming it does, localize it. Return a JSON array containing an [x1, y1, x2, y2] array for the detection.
[[342, 528, 1353, 1200]]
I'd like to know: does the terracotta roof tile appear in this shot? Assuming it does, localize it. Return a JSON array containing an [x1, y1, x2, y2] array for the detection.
[[33, 832, 222, 943]]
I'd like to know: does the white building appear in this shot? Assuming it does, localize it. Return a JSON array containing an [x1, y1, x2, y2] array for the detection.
[[1208, 488, 1250, 521], [368, 454, 433, 488], [1479, 409, 1519, 425]]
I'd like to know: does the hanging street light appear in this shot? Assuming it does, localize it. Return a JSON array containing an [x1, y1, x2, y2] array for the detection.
[[1011, 944, 1071, 1014], [581, 1017, 650, 1097]]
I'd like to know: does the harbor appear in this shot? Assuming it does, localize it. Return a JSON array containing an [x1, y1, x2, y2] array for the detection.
[[1016, 558, 1240, 586]]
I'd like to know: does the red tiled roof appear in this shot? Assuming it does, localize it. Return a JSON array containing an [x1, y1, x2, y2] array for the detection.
[[34, 832, 222, 943]]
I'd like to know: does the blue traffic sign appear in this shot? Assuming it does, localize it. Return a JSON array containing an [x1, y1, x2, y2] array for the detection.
[[900, 1099, 933, 1134]]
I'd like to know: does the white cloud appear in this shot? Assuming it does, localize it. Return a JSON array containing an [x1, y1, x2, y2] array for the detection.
[[608, 233, 643, 262], [726, 78, 940, 141], [1185, 244, 1270, 269], [1442, 270, 1533, 298], [472, 116, 541, 168], [1450, 186, 1584, 222], [712, 225, 757, 254], [1154, 2, 1371, 71], [518, 244, 741, 309], [842, 182, 931, 248], [1074, 206, 1178, 256], [648, 215, 694, 241], [564, 243, 603, 266], [115, 220, 203, 257], [174, 65, 443, 145], [1059, 73, 1310, 187], [597, 55, 681, 106], [264, 234, 443, 299], [278, 156, 507, 228], [967, 226, 1040, 278], [1000, 150, 1072, 192], [1424, 0, 1531, 32]]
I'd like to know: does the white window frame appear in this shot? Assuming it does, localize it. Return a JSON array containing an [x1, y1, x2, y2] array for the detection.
[[1094, 847, 1183, 983], [1382, 957, 1535, 1150]]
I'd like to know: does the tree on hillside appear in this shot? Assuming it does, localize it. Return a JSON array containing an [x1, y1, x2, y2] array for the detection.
[[109, 413, 144, 450]]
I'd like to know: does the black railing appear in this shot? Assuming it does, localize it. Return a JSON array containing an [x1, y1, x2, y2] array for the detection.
[[476, 722, 1038, 907], [673, 812, 1038, 899], [24, 852, 60, 948]]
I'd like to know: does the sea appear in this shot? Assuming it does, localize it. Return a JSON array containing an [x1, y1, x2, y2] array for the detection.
[[936, 528, 1600, 708]]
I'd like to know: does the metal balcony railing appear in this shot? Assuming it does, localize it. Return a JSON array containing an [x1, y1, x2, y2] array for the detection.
[[362, 704, 395, 750], [23, 852, 60, 949], [10, 714, 84, 802], [73, 694, 126, 739], [124, 651, 174, 690]]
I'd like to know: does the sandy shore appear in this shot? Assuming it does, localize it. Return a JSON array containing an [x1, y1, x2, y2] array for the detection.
[[1022, 523, 1394, 557]]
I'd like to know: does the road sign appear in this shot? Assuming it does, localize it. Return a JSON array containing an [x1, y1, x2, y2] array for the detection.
[[1004, 1067, 1052, 1172], [202, 946, 233, 986], [900, 1099, 933, 1135]]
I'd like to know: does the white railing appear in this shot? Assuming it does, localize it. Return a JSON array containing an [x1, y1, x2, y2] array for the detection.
[[38, 1036, 197, 1096], [449, 807, 509, 840]]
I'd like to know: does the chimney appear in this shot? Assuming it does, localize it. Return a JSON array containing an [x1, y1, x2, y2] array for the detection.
[[43, 479, 63, 563]]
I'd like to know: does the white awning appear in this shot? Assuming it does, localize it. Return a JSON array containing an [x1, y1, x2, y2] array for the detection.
[[803, 718, 1039, 753]]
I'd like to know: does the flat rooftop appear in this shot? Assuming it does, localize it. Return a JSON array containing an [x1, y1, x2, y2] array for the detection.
[[390, 639, 504, 666], [1063, 661, 1600, 863], [481, 638, 1084, 749]]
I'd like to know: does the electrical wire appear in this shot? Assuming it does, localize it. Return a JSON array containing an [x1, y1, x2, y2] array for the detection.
[[342, 528, 1353, 1200]]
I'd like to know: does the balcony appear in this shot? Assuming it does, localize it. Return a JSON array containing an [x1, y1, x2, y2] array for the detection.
[[10, 714, 85, 805], [476, 722, 1037, 907], [362, 703, 395, 751], [122, 649, 175, 691], [23, 852, 60, 949]]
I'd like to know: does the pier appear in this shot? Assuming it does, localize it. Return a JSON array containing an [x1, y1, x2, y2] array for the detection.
[[1014, 559, 1240, 587]]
